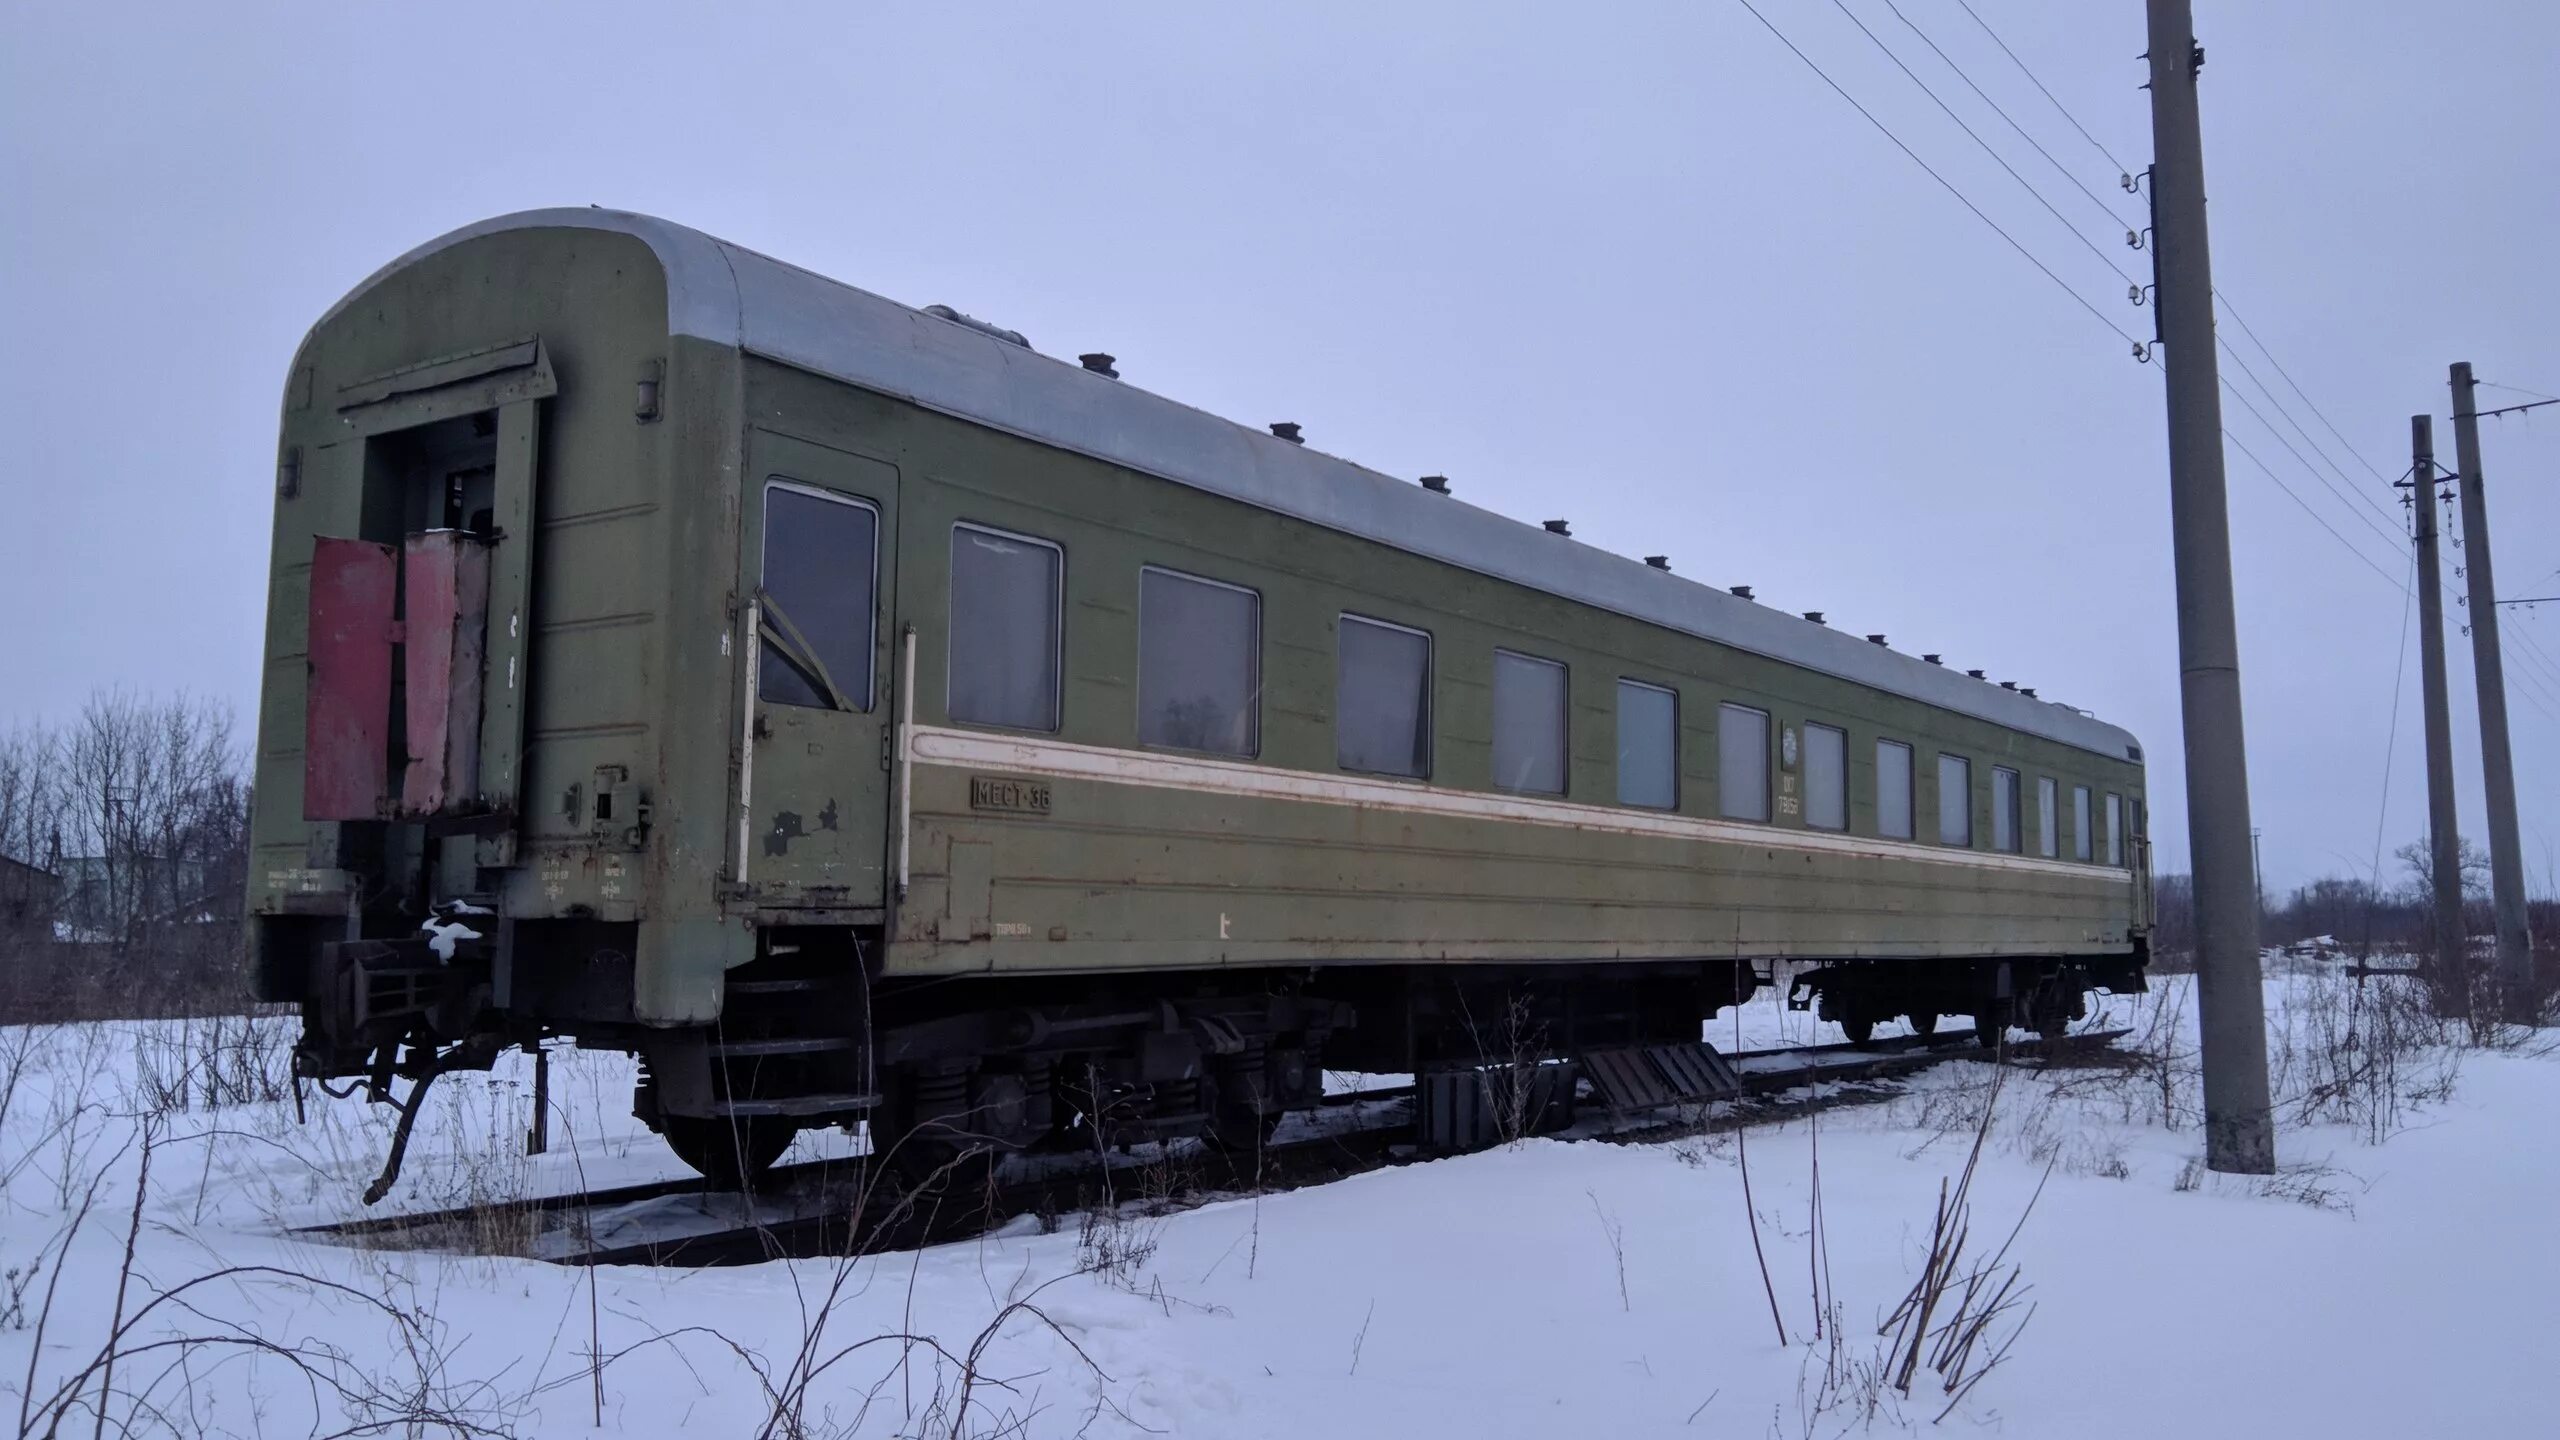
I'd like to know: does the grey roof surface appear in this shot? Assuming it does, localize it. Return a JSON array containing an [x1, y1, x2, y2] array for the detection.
[[320, 209, 2142, 761]]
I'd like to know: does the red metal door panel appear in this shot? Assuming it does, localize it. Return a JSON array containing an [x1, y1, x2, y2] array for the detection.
[[304, 537, 398, 820], [399, 531, 493, 816]]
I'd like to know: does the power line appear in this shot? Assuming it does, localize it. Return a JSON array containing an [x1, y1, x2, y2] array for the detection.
[[2212, 291, 2397, 486], [2215, 362, 2413, 558], [1737, 0, 2555, 738], [2477, 602, 2560, 724], [1726, 0, 2141, 348], [1825, 0, 2143, 290], [2211, 308, 2401, 518], [1948, 0, 2133, 178], [1877, 0, 2138, 235], [1941, 0, 2449, 588], [2499, 623, 2560, 711], [2366, 552, 2417, 894], [2219, 426, 2412, 594], [2493, 653, 2560, 731]]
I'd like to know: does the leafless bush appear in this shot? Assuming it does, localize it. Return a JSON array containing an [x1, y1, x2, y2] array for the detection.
[[2273, 971, 2462, 1144], [1458, 990, 1557, 1145], [566, 1140, 1149, 1440], [128, 1012, 292, 1115], [1586, 1190, 1630, 1312], [1074, 1188, 1164, 1292], [2250, 1162, 2361, 1215], [1775, 1069, 2041, 1435], [13, 1121, 524, 1439], [1874, 1068, 2042, 1424]]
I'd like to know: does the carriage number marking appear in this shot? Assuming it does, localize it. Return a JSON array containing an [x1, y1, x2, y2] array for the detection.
[[969, 776, 1051, 815]]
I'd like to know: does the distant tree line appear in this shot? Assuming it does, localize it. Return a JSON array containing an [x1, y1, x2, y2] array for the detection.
[[2151, 836, 2558, 969], [0, 692, 250, 1022]]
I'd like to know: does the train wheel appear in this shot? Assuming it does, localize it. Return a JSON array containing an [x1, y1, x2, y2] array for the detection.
[[2027, 984, 2079, 1040], [1840, 1016, 1877, 1049], [1971, 1003, 2012, 1051], [661, 1114, 799, 1189], [1203, 1103, 1285, 1153]]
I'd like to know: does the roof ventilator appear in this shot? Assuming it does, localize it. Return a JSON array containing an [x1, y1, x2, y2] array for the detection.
[[1644, 555, 1671, 571], [1967, 669, 1987, 679], [1420, 475, 1451, 494], [1803, 611, 1825, 625], [921, 304, 1031, 349], [1078, 352, 1119, 378], [1544, 520, 1572, 536], [1866, 633, 1888, 646], [1923, 654, 1943, 665], [1729, 585, 1754, 600], [1270, 422, 1303, 444]]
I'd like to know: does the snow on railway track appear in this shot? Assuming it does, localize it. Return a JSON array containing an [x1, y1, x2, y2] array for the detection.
[[299, 1027, 2131, 1266]]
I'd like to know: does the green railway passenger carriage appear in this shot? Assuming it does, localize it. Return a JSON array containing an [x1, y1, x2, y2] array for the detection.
[[249, 209, 2151, 1185]]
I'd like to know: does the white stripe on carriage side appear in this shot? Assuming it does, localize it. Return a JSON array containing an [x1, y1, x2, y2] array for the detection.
[[906, 725, 2133, 884]]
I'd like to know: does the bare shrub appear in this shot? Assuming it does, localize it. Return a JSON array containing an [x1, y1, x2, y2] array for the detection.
[[2276, 971, 2461, 1144], [1875, 1067, 2042, 1423], [1586, 1190, 1629, 1312], [128, 1011, 293, 1115], [14, 1122, 524, 1438], [2251, 1162, 2362, 1215], [1457, 989, 1559, 1144]]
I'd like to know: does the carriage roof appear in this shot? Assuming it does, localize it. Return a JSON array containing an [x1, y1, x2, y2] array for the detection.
[[320, 208, 2142, 761]]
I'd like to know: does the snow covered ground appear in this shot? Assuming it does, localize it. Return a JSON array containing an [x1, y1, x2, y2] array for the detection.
[[2, 965, 2551, 1438]]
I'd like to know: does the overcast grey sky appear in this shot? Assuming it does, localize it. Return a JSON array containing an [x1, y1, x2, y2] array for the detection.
[[3, 1, 2554, 895]]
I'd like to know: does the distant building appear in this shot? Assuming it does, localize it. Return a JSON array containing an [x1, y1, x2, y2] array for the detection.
[[51, 854, 216, 944], [0, 854, 61, 934]]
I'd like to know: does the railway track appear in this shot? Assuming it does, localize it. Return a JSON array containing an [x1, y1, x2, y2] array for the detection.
[[297, 1026, 2129, 1267]]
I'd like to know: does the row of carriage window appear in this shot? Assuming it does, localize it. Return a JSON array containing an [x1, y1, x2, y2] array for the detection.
[[758, 488, 2131, 864]]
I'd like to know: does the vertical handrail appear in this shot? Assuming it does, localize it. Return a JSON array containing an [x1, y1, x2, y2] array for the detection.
[[736, 598, 760, 889], [896, 624, 916, 899]]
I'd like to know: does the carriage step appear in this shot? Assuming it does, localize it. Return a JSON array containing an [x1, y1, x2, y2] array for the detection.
[[711, 1091, 880, 1119], [1580, 1042, 1741, 1111], [709, 1036, 858, 1058]]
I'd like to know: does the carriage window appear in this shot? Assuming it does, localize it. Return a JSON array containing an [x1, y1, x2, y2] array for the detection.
[[1937, 754, 1973, 846], [1991, 767, 2021, 853], [1717, 704, 1770, 821], [1803, 723, 1846, 830], [2037, 776, 2059, 857], [1492, 650, 1568, 794], [1338, 614, 1432, 778], [758, 483, 877, 710], [949, 524, 1062, 731], [2106, 792, 2125, 866], [1616, 680, 1678, 809], [2073, 785, 2093, 861], [1876, 740, 1914, 839], [1139, 568, 1260, 757]]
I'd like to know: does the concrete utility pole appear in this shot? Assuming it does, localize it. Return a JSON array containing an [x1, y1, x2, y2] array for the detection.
[[2402, 415, 2466, 1007], [2144, 0, 2275, 1174], [2446, 363, 2536, 1006]]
